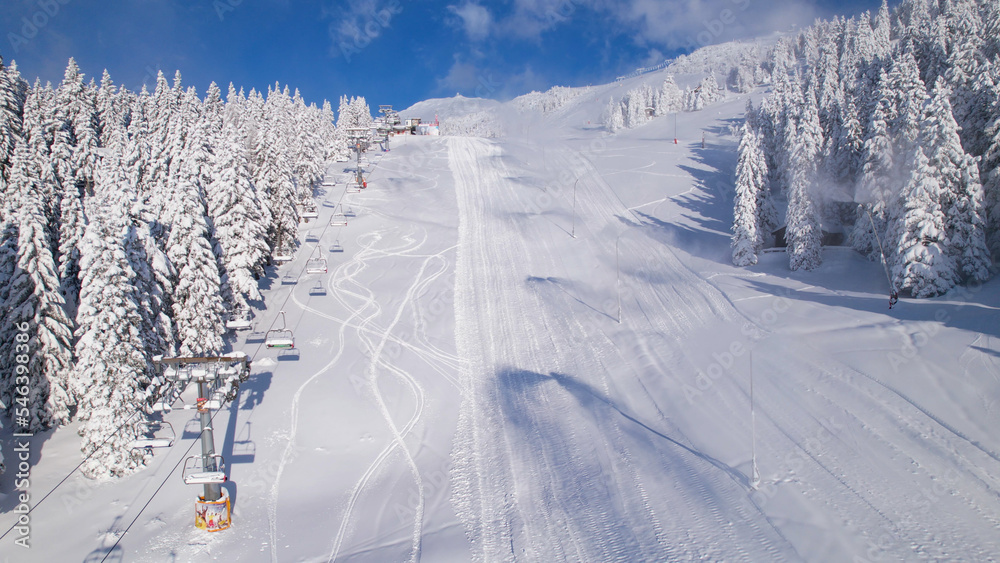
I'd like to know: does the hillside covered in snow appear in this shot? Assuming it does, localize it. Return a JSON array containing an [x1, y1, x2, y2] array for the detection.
[[2, 1, 1000, 561]]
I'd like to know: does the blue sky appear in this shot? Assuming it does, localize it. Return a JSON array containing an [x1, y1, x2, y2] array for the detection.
[[2, 0, 892, 110]]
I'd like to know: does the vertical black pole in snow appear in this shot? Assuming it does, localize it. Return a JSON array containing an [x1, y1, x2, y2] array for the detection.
[[199, 381, 222, 502]]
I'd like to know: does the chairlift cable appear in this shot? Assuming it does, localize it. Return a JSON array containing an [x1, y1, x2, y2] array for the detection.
[[0, 408, 145, 542], [99, 407, 226, 562]]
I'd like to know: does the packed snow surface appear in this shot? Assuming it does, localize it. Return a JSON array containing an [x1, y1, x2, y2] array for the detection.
[[3, 89, 1000, 562]]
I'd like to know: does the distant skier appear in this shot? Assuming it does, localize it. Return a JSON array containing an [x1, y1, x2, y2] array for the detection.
[[889, 290, 898, 309]]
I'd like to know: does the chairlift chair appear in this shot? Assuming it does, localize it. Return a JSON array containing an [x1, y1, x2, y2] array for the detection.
[[130, 420, 176, 450], [343, 205, 356, 218], [331, 205, 348, 227], [299, 204, 319, 221], [265, 311, 295, 348], [265, 329, 294, 348], [309, 281, 327, 296], [182, 454, 227, 485], [305, 256, 328, 274], [274, 250, 293, 264], [225, 308, 253, 331], [281, 273, 297, 285], [330, 240, 344, 253]]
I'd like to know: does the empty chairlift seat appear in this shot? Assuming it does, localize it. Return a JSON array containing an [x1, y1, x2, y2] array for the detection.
[[182, 454, 227, 485], [265, 329, 294, 348], [330, 240, 344, 253], [309, 281, 327, 296], [331, 204, 348, 227], [299, 204, 319, 220], [306, 250, 328, 274], [130, 421, 175, 450], [225, 308, 253, 331], [305, 259, 328, 274]]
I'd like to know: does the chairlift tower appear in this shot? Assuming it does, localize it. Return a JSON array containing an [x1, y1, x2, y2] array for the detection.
[[153, 353, 250, 531], [378, 105, 397, 151], [347, 127, 369, 187]]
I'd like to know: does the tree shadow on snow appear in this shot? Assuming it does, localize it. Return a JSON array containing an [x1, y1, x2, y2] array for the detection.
[[496, 368, 752, 493], [741, 277, 1000, 339], [629, 211, 732, 265]]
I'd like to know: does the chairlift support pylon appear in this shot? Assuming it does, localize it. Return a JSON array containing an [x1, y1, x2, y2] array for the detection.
[[153, 353, 249, 510], [265, 311, 295, 349]]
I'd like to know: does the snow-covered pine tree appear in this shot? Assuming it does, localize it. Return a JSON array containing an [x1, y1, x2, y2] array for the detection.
[[950, 154, 991, 281], [208, 122, 270, 304], [58, 59, 101, 198], [4, 94, 78, 428], [786, 96, 825, 271], [922, 78, 991, 282], [143, 71, 178, 240], [0, 55, 26, 191], [108, 121, 177, 359], [165, 154, 226, 356], [732, 104, 770, 266], [850, 73, 895, 260], [73, 187, 151, 479], [941, 0, 983, 145], [41, 78, 88, 308], [6, 189, 75, 429], [0, 220, 19, 409], [983, 0, 1000, 63], [21, 83, 61, 245], [604, 98, 624, 132], [887, 52, 928, 164], [96, 69, 120, 148], [660, 76, 683, 114], [873, 0, 893, 58], [887, 147, 958, 297], [984, 71, 1000, 257]]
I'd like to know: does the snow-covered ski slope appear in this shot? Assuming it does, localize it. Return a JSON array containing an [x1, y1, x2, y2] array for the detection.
[[4, 77, 1000, 562]]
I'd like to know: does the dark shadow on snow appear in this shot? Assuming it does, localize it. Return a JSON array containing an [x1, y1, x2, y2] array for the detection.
[[497, 368, 752, 489], [742, 277, 1000, 339]]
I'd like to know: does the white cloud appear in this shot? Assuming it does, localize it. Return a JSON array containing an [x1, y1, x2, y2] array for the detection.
[[492, 0, 822, 49], [447, 1, 494, 42], [435, 58, 547, 100]]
